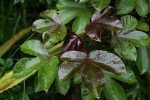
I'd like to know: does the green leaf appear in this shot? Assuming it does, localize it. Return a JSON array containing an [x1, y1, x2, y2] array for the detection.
[[89, 50, 126, 74], [92, 0, 110, 12], [136, 47, 150, 74], [104, 75, 127, 100], [34, 77, 42, 92], [136, 20, 149, 32], [55, 77, 70, 95], [57, 0, 92, 34], [13, 57, 43, 78], [58, 61, 83, 82], [115, 0, 135, 15], [135, 0, 149, 17], [120, 15, 138, 34], [81, 64, 105, 99], [74, 73, 82, 85], [38, 56, 59, 92], [40, 10, 61, 24], [60, 51, 87, 61], [81, 84, 95, 100], [118, 31, 150, 47], [114, 40, 137, 61], [105, 67, 137, 84], [43, 25, 67, 44], [79, 0, 89, 3], [32, 19, 54, 33], [20, 39, 49, 57], [72, 9, 92, 34]]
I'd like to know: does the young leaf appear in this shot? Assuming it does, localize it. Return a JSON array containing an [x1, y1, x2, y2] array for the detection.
[[81, 64, 105, 99], [115, 0, 135, 15], [13, 57, 43, 78], [85, 23, 102, 42], [92, 0, 110, 12], [38, 56, 59, 92], [113, 40, 137, 61], [136, 47, 150, 74], [89, 50, 126, 74], [135, 0, 149, 17], [58, 61, 83, 82], [61, 32, 83, 53], [60, 51, 87, 61], [81, 84, 95, 100], [105, 67, 137, 84], [118, 31, 150, 47], [104, 75, 127, 100], [20, 39, 49, 57], [120, 15, 138, 34], [55, 77, 70, 95]]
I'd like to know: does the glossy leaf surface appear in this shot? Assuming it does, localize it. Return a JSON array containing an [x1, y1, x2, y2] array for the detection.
[[115, 0, 135, 15], [20, 39, 49, 57], [57, 0, 92, 34], [92, 0, 110, 12], [34, 77, 42, 92], [13, 57, 43, 78], [82, 64, 105, 99], [118, 31, 150, 47], [105, 66, 137, 84], [72, 9, 92, 34], [89, 50, 126, 74], [135, 0, 149, 17], [136, 20, 149, 32], [114, 40, 137, 61], [61, 51, 87, 61], [104, 75, 127, 100], [120, 15, 138, 34], [58, 61, 83, 82], [61, 32, 83, 53], [81, 84, 95, 100], [38, 56, 59, 92], [55, 77, 70, 95], [136, 47, 150, 74]]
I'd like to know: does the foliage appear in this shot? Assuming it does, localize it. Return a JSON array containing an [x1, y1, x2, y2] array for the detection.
[[0, 0, 150, 100]]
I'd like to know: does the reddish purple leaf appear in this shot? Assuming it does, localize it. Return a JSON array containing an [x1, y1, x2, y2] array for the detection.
[[61, 32, 83, 53]]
